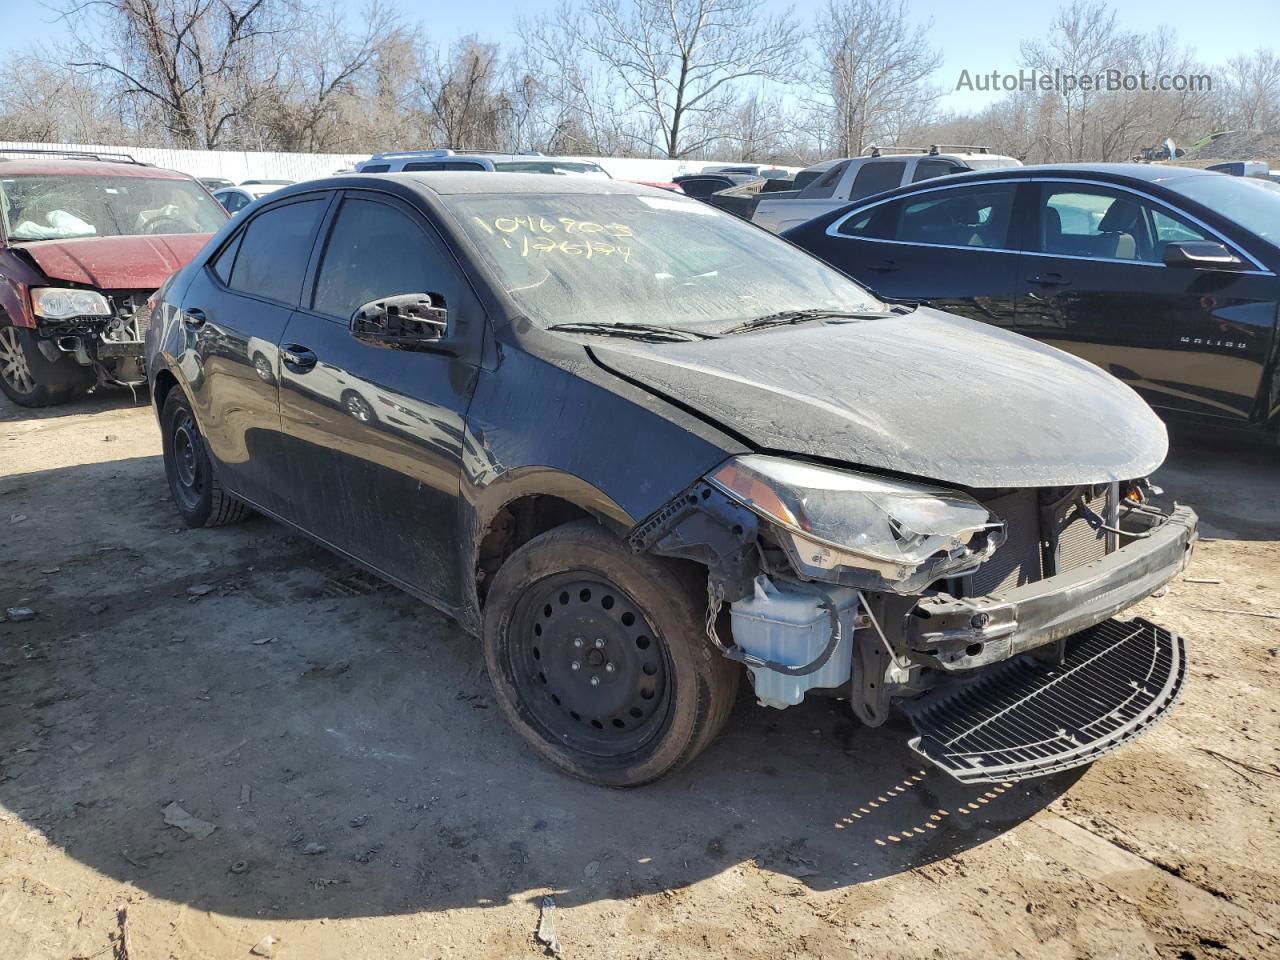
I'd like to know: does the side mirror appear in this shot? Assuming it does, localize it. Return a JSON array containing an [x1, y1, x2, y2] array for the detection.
[[1162, 241, 1244, 270], [350, 293, 447, 349]]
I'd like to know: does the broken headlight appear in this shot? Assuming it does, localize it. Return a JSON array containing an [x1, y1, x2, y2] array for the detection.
[[31, 287, 113, 320], [708, 455, 1001, 590]]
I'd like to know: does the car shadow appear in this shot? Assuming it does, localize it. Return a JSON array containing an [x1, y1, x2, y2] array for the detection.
[[0, 454, 1086, 921], [1155, 427, 1279, 540], [0, 386, 149, 422]]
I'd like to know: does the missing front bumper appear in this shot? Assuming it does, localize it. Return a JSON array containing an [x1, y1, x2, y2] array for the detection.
[[904, 617, 1185, 784]]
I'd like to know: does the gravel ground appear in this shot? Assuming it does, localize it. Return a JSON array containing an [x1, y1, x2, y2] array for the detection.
[[1, 390, 1277, 960]]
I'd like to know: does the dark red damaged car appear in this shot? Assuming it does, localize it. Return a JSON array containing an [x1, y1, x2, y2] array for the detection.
[[0, 150, 227, 407]]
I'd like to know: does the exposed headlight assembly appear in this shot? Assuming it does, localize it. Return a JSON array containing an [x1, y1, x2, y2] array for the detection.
[[709, 455, 1005, 593], [31, 287, 113, 320]]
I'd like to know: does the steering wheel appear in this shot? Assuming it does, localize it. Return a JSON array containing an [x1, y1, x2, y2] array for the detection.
[[143, 216, 188, 235]]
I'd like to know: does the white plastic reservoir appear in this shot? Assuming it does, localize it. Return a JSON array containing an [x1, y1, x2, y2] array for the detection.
[[729, 576, 860, 709]]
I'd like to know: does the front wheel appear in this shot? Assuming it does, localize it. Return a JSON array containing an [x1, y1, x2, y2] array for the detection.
[[0, 325, 88, 407], [482, 520, 739, 787]]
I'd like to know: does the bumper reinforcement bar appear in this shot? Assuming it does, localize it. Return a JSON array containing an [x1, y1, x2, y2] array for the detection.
[[903, 617, 1185, 784]]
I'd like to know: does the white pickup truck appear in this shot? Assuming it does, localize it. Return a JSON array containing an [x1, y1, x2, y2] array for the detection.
[[751, 146, 1022, 233]]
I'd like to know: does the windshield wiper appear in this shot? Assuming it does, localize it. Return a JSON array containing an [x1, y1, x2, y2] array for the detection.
[[719, 309, 892, 335], [546, 321, 714, 343]]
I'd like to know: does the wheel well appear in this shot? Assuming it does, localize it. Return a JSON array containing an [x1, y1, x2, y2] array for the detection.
[[152, 368, 178, 414], [475, 495, 596, 606]]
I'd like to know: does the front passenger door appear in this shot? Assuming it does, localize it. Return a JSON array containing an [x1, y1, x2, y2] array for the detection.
[[1016, 182, 1277, 422], [277, 191, 483, 607]]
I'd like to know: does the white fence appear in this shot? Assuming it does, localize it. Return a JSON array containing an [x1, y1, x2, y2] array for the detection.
[[0, 140, 790, 184]]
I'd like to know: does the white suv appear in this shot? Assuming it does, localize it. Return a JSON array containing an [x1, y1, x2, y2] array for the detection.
[[355, 150, 612, 177]]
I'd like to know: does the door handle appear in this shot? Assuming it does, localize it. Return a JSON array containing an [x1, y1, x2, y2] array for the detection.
[[280, 344, 317, 372], [867, 260, 900, 272], [1027, 273, 1071, 286], [183, 307, 207, 328]]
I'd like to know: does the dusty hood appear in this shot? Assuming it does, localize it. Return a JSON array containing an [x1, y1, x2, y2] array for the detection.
[[20, 234, 212, 290], [590, 308, 1168, 489]]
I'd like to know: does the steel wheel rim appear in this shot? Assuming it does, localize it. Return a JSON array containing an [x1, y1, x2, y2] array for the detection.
[[510, 574, 673, 758], [170, 412, 205, 508], [0, 328, 35, 394]]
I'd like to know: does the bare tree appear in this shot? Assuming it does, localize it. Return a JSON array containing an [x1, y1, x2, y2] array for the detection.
[[1219, 48, 1280, 131], [813, 0, 940, 156], [59, 0, 293, 148], [522, 0, 802, 158]]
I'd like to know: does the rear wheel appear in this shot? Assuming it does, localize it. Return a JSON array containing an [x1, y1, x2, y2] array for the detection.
[[0, 325, 86, 407], [482, 521, 739, 786], [161, 389, 251, 527]]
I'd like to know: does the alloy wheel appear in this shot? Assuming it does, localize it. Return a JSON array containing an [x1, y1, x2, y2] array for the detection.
[[0, 328, 35, 395]]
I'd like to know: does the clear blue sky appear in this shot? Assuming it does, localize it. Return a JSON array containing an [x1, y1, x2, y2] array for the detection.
[[6, 0, 1275, 114]]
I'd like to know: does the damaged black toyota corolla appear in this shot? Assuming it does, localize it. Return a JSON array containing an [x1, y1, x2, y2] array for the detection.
[[145, 173, 1196, 787]]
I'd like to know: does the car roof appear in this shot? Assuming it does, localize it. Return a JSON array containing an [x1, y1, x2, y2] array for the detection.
[[363, 171, 659, 196], [0, 158, 189, 179]]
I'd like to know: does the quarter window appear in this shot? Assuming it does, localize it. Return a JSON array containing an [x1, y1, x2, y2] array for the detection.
[[799, 160, 851, 199], [895, 185, 1016, 248], [312, 198, 443, 320], [226, 198, 325, 305]]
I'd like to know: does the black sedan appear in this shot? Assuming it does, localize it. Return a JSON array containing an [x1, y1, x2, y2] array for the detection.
[[785, 164, 1280, 436], [145, 173, 1194, 788]]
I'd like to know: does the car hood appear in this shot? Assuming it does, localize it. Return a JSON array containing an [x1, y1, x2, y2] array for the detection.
[[589, 307, 1168, 489], [19, 234, 212, 290]]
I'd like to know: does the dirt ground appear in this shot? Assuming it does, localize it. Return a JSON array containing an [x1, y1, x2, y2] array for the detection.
[[1, 390, 1277, 960]]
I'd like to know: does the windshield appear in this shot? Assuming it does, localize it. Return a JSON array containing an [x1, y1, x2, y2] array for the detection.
[[0, 174, 226, 241], [492, 161, 612, 178], [1164, 174, 1280, 246], [451, 192, 882, 331]]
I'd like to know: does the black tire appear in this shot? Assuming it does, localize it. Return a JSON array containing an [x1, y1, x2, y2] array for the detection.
[[482, 520, 739, 787], [160, 388, 251, 527], [0, 324, 89, 407]]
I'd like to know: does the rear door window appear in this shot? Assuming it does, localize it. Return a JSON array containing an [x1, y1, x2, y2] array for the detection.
[[895, 185, 1017, 248], [360, 163, 391, 173], [912, 159, 963, 183], [848, 161, 906, 201], [226, 197, 325, 305]]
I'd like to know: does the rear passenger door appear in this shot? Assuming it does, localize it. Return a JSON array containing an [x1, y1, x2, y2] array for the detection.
[[276, 190, 484, 606], [1015, 180, 1276, 422], [823, 181, 1022, 325], [179, 193, 330, 518]]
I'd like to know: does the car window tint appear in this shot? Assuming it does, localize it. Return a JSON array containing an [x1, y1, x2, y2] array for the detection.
[[848, 161, 905, 201], [896, 185, 1016, 248], [912, 159, 961, 183], [312, 198, 443, 319], [1039, 187, 1162, 262], [1150, 208, 1210, 245], [227, 198, 324, 304], [835, 209, 878, 238], [360, 164, 391, 173], [402, 161, 442, 172], [799, 160, 851, 199], [210, 231, 243, 284]]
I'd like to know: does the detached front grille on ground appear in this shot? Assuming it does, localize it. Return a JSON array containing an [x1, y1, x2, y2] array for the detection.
[[905, 618, 1186, 784]]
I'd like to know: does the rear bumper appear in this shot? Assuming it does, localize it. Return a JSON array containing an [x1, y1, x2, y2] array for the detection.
[[907, 505, 1197, 671]]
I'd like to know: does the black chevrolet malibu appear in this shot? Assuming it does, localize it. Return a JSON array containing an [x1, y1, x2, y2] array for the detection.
[[145, 173, 1197, 787], [785, 164, 1280, 437]]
